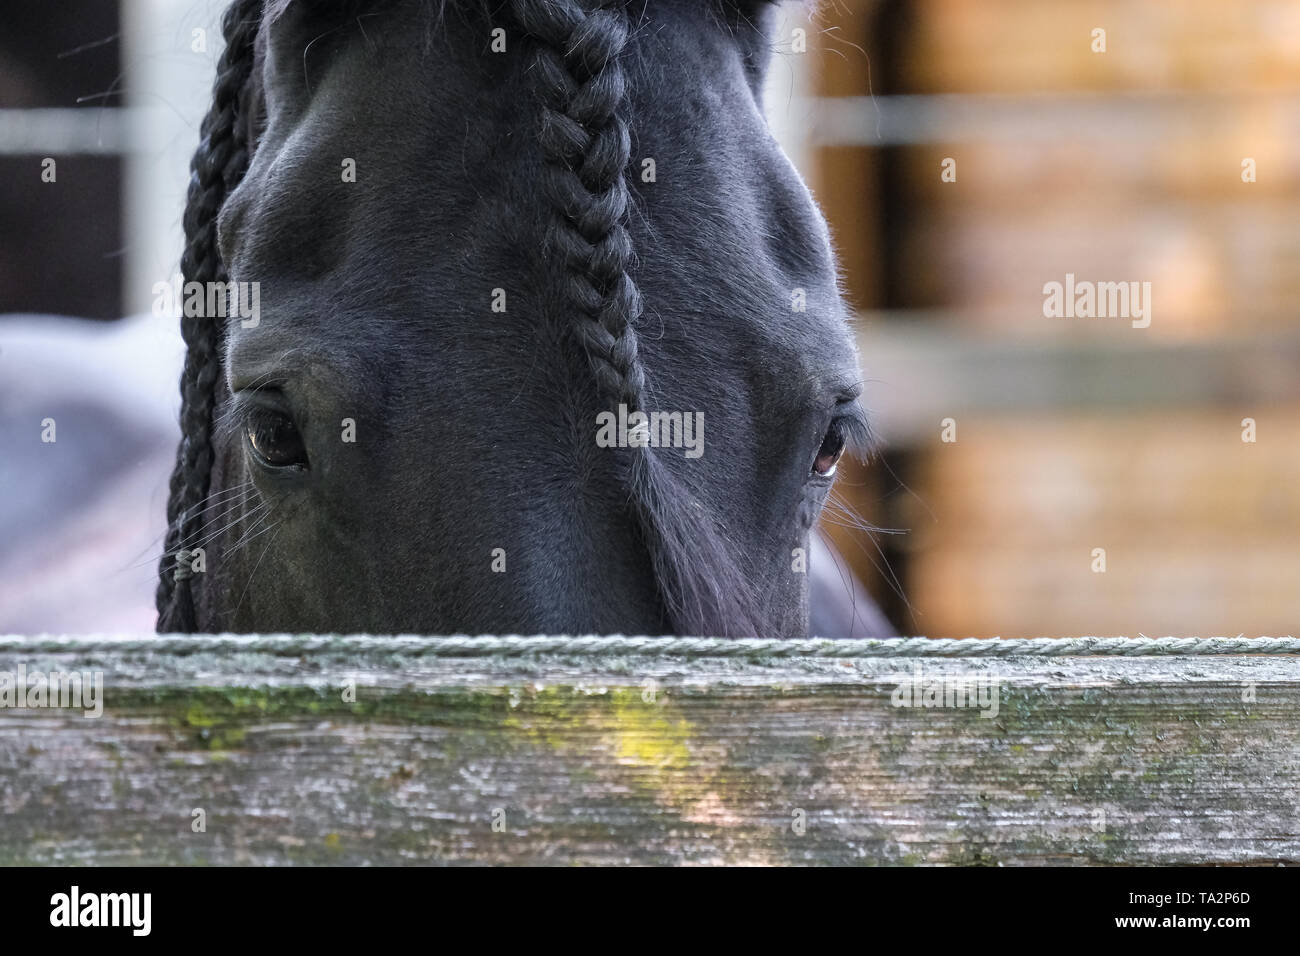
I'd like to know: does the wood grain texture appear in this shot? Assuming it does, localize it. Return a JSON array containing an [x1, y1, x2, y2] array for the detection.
[[1, 640, 1297, 865]]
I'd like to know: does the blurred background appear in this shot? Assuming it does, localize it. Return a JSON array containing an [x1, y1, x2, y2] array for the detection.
[[768, 0, 1300, 637], [0, 1, 1297, 635], [1, 1, 222, 631]]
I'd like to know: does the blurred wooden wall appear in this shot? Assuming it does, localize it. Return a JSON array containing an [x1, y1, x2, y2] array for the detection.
[[801, 0, 1300, 636]]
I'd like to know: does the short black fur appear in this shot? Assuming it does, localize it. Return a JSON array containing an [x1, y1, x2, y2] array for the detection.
[[157, 0, 872, 637]]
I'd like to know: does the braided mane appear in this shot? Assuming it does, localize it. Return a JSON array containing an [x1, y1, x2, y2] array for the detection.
[[158, 0, 762, 635], [156, 0, 263, 631], [507, 0, 761, 635]]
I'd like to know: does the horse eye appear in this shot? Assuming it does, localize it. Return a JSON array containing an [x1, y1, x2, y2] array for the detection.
[[812, 421, 846, 478], [246, 409, 308, 470]]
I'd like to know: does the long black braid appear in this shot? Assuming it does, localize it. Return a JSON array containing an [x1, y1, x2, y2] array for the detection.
[[508, 0, 759, 634], [156, 0, 263, 631]]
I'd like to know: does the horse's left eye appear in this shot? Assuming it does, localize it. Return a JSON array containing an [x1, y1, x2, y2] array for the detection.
[[812, 421, 846, 478], [247, 409, 308, 470]]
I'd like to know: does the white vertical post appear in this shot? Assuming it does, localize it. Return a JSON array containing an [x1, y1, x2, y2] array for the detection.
[[762, 5, 817, 183], [121, 0, 227, 315]]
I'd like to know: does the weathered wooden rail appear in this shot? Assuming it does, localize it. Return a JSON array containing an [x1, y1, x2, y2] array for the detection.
[[1, 635, 1297, 865]]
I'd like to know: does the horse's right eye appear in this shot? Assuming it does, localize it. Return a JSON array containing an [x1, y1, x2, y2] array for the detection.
[[246, 408, 308, 470], [812, 421, 847, 478]]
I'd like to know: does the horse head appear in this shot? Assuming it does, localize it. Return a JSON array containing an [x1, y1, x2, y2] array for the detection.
[[158, 0, 873, 637]]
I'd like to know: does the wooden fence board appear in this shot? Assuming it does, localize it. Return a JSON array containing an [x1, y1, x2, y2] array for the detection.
[[1, 637, 1296, 865]]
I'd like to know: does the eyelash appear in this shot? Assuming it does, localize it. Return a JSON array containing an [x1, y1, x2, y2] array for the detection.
[[835, 410, 874, 461], [227, 392, 310, 473]]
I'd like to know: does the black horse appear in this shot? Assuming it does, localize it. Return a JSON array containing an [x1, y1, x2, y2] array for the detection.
[[157, 0, 888, 638]]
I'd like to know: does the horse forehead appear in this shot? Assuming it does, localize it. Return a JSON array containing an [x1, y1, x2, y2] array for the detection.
[[240, 0, 851, 363]]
